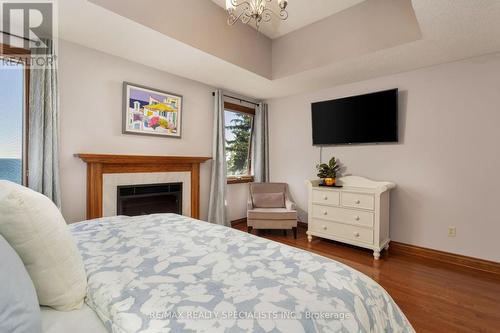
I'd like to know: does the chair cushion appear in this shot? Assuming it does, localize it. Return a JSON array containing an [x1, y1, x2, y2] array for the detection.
[[248, 208, 297, 220], [0, 235, 41, 333], [250, 183, 287, 194], [252, 192, 285, 208], [0, 180, 87, 311]]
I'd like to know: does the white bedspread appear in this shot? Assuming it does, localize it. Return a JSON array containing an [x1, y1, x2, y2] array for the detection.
[[70, 214, 414, 333]]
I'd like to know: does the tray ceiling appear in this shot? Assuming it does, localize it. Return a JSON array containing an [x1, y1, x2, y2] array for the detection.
[[59, 0, 500, 99]]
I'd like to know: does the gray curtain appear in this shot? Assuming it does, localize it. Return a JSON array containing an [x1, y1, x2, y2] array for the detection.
[[28, 39, 61, 207], [253, 102, 269, 183], [208, 90, 228, 226]]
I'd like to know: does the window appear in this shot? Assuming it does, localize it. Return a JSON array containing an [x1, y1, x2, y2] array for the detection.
[[0, 45, 29, 185], [224, 102, 255, 184]]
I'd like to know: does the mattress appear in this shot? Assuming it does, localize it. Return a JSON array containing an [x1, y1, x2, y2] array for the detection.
[[41, 303, 107, 333], [70, 213, 414, 333]]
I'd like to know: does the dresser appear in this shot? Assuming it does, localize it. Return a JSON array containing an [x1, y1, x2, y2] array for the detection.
[[307, 176, 395, 259]]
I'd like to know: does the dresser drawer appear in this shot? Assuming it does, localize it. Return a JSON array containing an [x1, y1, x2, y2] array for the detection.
[[312, 190, 340, 206], [312, 205, 374, 227], [311, 219, 373, 244], [341, 192, 375, 210]]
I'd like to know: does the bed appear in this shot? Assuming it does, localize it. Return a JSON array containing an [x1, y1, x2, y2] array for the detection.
[[66, 213, 414, 333], [41, 304, 108, 333]]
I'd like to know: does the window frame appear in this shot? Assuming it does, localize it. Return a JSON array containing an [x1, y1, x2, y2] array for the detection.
[[1, 43, 30, 185], [224, 102, 255, 185]]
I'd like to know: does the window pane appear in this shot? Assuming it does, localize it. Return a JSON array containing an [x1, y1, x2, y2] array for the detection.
[[0, 61, 24, 184], [224, 110, 253, 176]]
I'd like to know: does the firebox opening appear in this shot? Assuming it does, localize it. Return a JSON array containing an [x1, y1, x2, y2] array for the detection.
[[117, 182, 182, 216]]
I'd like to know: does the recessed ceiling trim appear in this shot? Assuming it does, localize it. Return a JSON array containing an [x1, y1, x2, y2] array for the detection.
[[59, 0, 500, 99], [272, 0, 422, 79], [89, 0, 273, 79]]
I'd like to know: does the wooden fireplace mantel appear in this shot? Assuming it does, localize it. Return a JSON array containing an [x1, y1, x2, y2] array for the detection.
[[75, 154, 211, 220]]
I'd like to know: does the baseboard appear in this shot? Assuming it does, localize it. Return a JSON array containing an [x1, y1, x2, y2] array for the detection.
[[390, 241, 500, 276], [230, 219, 499, 275]]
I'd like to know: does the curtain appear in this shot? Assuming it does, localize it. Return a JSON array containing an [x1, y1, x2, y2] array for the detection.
[[28, 39, 61, 207], [253, 102, 269, 183], [208, 90, 228, 226]]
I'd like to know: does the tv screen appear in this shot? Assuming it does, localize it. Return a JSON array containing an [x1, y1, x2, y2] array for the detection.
[[311, 89, 398, 145]]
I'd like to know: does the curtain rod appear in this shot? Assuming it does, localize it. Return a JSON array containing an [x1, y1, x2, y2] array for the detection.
[[212, 92, 259, 107]]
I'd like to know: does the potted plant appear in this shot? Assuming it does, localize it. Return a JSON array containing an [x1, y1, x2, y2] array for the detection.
[[316, 157, 341, 186]]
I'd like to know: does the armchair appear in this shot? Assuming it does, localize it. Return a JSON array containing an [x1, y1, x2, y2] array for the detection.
[[247, 183, 298, 238]]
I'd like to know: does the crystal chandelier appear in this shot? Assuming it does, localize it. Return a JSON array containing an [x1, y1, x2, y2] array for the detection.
[[225, 0, 289, 30]]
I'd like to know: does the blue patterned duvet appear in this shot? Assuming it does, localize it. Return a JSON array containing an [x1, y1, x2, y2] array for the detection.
[[70, 214, 414, 333]]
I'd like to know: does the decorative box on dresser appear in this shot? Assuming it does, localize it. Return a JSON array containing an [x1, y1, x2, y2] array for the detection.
[[307, 176, 396, 259]]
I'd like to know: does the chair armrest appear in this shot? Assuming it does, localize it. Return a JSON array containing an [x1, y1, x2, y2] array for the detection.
[[247, 197, 254, 211], [285, 198, 296, 211], [284, 185, 296, 211]]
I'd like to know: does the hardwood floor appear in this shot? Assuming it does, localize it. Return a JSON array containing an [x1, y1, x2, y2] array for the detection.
[[232, 223, 500, 333]]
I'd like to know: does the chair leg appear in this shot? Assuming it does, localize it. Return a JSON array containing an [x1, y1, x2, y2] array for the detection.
[[292, 227, 297, 239], [247, 226, 253, 234]]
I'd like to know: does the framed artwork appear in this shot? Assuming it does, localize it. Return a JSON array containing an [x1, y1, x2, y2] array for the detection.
[[122, 82, 182, 138]]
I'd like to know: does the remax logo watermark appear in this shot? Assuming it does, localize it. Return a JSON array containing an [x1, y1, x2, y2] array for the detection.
[[0, 0, 58, 68]]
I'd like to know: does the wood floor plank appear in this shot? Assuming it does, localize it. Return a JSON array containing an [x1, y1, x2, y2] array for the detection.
[[232, 224, 500, 333]]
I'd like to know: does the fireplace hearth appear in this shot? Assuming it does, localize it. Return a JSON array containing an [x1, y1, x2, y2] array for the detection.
[[117, 183, 182, 216]]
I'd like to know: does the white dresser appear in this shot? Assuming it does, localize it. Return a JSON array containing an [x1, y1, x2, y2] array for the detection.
[[307, 176, 395, 259]]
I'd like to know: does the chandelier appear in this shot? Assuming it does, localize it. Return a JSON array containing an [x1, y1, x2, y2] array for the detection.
[[225, 0, 289, 30]]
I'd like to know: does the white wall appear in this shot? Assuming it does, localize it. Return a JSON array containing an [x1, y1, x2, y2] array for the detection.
[[268, 53, 500, 262], [59, 40, 215, 222], [59, 40, 250, 223], [227, 184, 248, 222]]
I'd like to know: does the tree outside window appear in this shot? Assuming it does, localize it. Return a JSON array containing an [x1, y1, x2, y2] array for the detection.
[[224, 102, 255, 183]]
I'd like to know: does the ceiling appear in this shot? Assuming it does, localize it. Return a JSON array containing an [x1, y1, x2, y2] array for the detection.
[[58, 0, 500, 100], [210, 0, 366, 39]]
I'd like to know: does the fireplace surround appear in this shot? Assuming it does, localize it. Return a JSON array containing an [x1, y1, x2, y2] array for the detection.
[[76, 154, 210, 219], [102, 172, 190, 217]]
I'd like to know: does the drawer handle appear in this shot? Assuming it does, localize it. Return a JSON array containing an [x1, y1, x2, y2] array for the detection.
[[355, 200, 361, 204], [323, 211, 328, 215], [322, 225, 327, 231], [354, 216, 360, 221], [323, 195, 328, 200], [354, 232, 360, 238]]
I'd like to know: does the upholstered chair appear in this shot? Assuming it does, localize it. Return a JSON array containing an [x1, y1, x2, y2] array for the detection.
[[247, 183, 298, 238]]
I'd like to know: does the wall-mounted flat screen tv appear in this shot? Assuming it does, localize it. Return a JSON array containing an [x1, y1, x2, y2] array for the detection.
[[311, 89, 398, 145]]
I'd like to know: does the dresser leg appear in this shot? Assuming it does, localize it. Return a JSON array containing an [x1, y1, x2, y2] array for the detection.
[[307, 234, 312, 242], [373, 250, 381, 260], [247, 226, 253, 234], [292, 227, 297, 239], [384, 243, 390, 251]]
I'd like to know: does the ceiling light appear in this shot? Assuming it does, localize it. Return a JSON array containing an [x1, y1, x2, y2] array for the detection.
[[225, 0, 288, 30]]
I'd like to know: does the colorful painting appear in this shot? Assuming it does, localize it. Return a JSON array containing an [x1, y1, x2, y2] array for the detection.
[[122, 82, 182, 138]]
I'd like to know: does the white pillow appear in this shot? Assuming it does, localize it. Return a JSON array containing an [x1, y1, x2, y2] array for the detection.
[[0, 180, 87, 311]]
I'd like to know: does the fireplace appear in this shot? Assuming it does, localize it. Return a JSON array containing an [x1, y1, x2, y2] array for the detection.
[[76, 154, 210, 219], [117, 182, 182, 216]]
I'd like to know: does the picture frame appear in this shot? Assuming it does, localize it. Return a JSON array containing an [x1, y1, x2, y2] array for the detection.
[[122, 82, 183, 138]]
